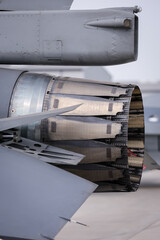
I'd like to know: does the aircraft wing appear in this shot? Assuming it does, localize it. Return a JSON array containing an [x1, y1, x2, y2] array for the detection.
[[0, 103, 93, 239], [0, 105, 80, 132], [0, 0, 74, 11], [0, 145, 97, 240]]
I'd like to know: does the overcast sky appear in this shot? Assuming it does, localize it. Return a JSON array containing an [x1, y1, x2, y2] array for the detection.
[[71, 0, 160, 83]]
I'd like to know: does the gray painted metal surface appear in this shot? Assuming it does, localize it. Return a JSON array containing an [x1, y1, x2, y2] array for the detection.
[[0, 7, 139, 65], [0, 3, 145, 240], [0, 105, 81, 131], [0, 145, 97, 240], [0, 0, 73, 11]]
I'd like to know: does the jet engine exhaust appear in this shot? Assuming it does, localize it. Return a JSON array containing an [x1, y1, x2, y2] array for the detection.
[[3, 70, 144, 192]]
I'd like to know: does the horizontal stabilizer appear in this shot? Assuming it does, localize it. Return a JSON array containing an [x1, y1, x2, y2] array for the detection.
[[0, 7, 139, 65], [0, 145, 97, 239], [0, 0, 73, 11]]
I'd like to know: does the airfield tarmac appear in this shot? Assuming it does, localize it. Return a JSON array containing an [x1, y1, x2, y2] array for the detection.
[[56, 170, 160, 240]]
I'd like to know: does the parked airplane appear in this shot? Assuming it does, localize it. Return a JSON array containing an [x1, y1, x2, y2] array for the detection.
[[0, 1, 143, 239]]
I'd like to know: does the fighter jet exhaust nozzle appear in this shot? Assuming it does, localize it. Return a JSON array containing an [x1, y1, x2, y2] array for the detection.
[[1, 69, 144, 192]]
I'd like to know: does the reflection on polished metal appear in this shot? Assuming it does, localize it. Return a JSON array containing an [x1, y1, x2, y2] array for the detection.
[[2, 137, 84, 165], [9, 72, 144, 192]]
